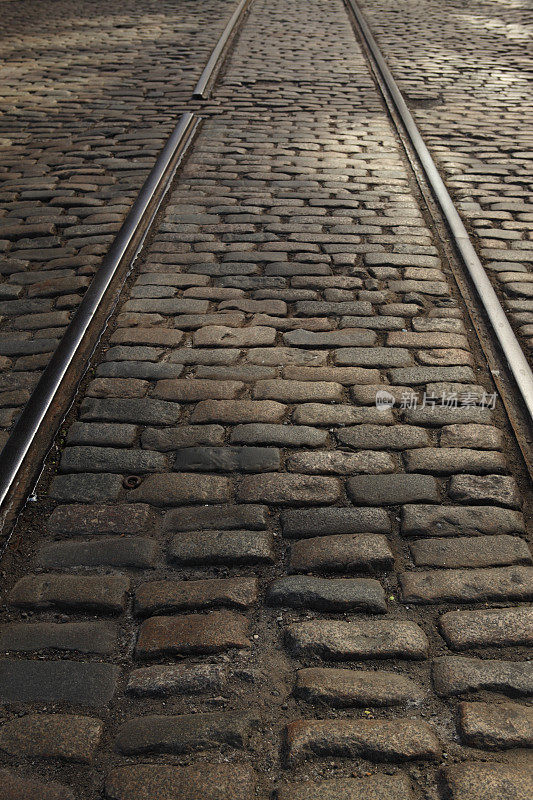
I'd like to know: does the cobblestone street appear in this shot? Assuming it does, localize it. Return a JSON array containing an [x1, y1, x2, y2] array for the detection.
[[0, 0, 531, 798]]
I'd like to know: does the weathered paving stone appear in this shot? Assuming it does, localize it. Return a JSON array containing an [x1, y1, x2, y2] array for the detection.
[[87, 377, 150, 398], [109, 327, 184, 347], [230, 423, 328, 447], [283, 329, 377, 348], [287, 450, 393, 475], [135, 577, 258, 615], [284, 718, 440, 764], [153, 379, 244, 401], [0, 769, 75, 800], [448, 474, 522, 508], [46, 503, 154, 535], [440, 423, 503, 450], [115, 711, 252, 754], [276, 774, 414, 800], [293, 403, 394, 426], [59, 446, 167, 474], [0, 659, 119, 705], [36, 537, 159, 569], [390, 366, 475, 384], [136, 611, 250, 658], [347, 474, 439, 505], [401, 504, 525, 537], [127, 473, 232, 505], [247, 347, 327, 366], [400, 566, 533, 604], [286, 619, 428, 660], [67, 422, 138, 447], [127, 664, 227, 697], [338, 424, 429, 450], [443, 762, 533, 800], [169, 530, 274, 565], [170, 348, 241, 365], [267, 576, 386, 613], [432, 656, 533, 697], [81, 398, 181, 425], [403, 406, 492, 427], [193, 325, 276, 347], [283, 365, 380, 384], [335, 347, 412, 367], [0, 714, 103, 763], [97, 362, 183, 380], [253, 379, 344, 402], [458, 701, 533, 749], [404, 448, 506, 475], [410, 536, 532, 568], [196, 364, 277, 381], [8, 574, 130, 613], [0, 621, 117, 654], [104, 763, 256, 800], [289, 534, 394, 573], [163, 504, 269, 532], [440, 607, 533, 650], [142, 424, 225, 450], [49, 473, 123, 502], [282, 507, 391, 538], [173, 446, 280, 472], [294, 668, 423, 706], [238, 474, 341, 505], [191, 399, 286, 423]]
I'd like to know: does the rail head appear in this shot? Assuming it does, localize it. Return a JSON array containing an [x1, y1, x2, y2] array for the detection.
[[193, 0, 252, 99]]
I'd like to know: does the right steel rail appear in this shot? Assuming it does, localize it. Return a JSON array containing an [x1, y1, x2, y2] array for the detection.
[[346, 0, 533, 425], [193, 0, 253, 99]]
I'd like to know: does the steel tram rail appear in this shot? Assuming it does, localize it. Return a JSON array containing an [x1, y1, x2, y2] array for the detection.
[[193, 0, 254, 99], [0, 0, 254, 532], [345, 0, 533, 462]]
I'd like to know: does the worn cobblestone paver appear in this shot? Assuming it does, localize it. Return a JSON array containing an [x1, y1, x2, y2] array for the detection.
[[0, 0, 531, 797]]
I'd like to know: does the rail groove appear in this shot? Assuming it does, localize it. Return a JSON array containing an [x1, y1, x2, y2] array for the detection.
[[193, 0, 254, 99]]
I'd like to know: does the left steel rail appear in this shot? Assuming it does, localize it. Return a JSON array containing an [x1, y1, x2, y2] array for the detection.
[[193, 0, 253, 98], [0, 112, 201, 523]]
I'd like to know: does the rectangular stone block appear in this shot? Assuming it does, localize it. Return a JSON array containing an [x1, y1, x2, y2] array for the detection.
[[127, 473, 232, 505], [163, 504, 269, 532], [8, 574, 130, 614], [286, 619, 428, 660], [169, 530, 274, 565], [400, 566, 533, 604], [440, 607, 533, 649], [238, 474, 341, 506], [136, 611, 250, 658], [282, 507, 391, 538], [285, 718, 440, 764], [134, 577, 258, 615], [0, 659, 119, 705]]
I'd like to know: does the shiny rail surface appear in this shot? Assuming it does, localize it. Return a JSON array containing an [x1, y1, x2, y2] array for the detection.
[[346, 0, 533, 427], [193, 0, 253, 98]]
